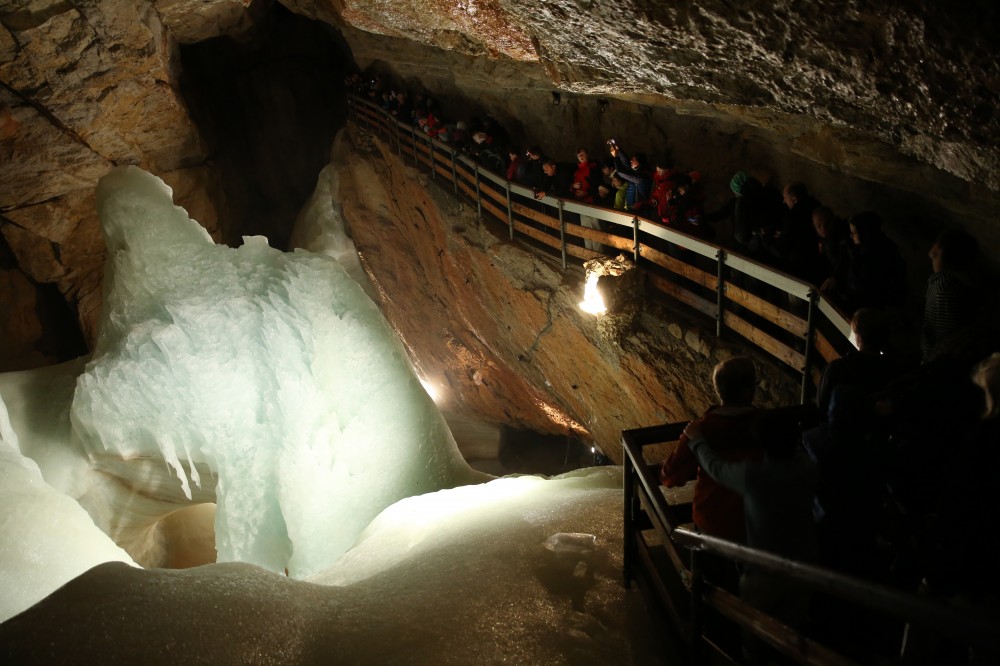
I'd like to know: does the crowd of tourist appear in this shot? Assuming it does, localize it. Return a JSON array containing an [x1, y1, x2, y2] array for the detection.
[[346, 71, 1000, 661], [346, 72, 989, 326]]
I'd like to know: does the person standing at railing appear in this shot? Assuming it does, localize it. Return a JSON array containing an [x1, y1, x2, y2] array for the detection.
[[838, 211, 907, 313], [683, 408, 820, 647], [816, 308, 899, 419], [523, 145, 547, 191], [660, 358, 762, 547], [663, 173, 710, 239], [391, 90, 412, 121], [920, 229, 981, 363], [703, 171, 784, 258], [570, 148, 602, 202], [812, 206, 850, 297], [595, 184, 615, 208], [649, 158, 679, 224], [773, 182, 821, 281], [599, 157, 616, 188], [505, 147, 526, 183], [533, 159, 573, 200], [611, 174, 629, 212], [572, 148, 605, 252], [608, 140, 652, 217]]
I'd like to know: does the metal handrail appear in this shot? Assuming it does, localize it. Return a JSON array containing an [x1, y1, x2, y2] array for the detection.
[[345, 95, 854, 399], [621, 424, 1000, 663]]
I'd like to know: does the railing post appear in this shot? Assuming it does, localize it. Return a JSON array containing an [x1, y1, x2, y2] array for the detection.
[[716, 249, 726, 339], [558, 200, 567, 270], [395, 120, 402, 159], [475, 169, 483, 222], [428, 136, 435, 181], [410, 127, 418, 168], [506, 182, 514, 241], [623, 443, 636, 587], [801, 289, 818, 404], [690, 548, 705, 666], [632, 216, 640, 263], [450, 148, 459, 195]]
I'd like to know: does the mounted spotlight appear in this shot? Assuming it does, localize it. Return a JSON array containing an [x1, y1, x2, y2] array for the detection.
[[578, 255, 645, 344], [551, 91, 561, 106], [578, 254, 639, 317], [597, 99, 609, 114]]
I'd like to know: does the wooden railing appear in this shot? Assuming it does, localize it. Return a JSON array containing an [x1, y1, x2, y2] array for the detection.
[[622, 423, 1000, 665], [347, 95, 856, 400]]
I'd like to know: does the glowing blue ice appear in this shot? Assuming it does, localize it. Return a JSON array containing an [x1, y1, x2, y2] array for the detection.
[[70, 166, 483, 577]]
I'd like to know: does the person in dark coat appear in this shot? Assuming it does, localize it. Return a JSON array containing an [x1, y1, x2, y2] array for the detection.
[[813, 206, 850, 295], [522, 145, 547, 191], [774, 182, 820, 279], [533, 159, 574, 200], [707, 171, 784, 257], [920, 229, 981, 362], [839, 211, 906, 312]]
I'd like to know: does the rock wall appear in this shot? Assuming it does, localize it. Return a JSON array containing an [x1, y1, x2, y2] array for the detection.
[[0, 0, 229, 369], [0, 1, 343, 371], [299, 1, 1000, 190], [335, 126, 798, 460]]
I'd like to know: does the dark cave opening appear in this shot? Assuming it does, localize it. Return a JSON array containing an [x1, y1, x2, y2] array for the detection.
[[178, 3, 352, 250]]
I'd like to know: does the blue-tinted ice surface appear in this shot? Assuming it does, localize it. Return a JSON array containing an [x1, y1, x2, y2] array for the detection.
[[70, 166, 483, 576]]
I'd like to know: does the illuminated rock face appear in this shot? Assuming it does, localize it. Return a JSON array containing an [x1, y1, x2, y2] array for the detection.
[[330, 130, 797, 459], [2, 0, 999, 373]]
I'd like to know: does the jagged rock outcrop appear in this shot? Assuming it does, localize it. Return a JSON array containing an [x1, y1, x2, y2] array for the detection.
[[334, 126, 797, 457]]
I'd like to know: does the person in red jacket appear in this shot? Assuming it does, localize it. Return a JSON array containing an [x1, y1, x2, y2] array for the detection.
[[572, 148, 605, 252], [570, 148, 601, 203], [650, 158, 679, 223], [660, 357, 762, 544]]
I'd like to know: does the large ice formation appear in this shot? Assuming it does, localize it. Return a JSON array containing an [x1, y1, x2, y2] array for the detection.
[[0, 157, 654, 664], [69, 166, 482, 576]]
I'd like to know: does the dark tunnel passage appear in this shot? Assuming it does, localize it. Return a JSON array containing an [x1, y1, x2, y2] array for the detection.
[[179, 3, 351, 250]]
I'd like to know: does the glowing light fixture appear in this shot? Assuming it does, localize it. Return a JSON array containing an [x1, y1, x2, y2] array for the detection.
[[578, 272, 607, 316]]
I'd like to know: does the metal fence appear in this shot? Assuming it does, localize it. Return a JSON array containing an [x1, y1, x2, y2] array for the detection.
[[348, 96, 1000, 665], [348, 95, 855, 401], [623, 423, 1000, 665]]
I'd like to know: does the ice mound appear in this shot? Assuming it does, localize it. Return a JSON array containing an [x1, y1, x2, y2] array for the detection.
[[1, 467, 648, 665], [70, 166, 483, 577], [0, 393, 136, 622]]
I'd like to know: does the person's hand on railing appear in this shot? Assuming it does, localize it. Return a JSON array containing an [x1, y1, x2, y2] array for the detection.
[[682, 420, 704, 444], [533, 189, 546, 200]]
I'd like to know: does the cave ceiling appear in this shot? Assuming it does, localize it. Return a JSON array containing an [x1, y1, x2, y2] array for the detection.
[[283, 0, 1000, 191]]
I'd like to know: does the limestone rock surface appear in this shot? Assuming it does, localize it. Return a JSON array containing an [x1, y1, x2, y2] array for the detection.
[[309, 0, 1000, 192], [0, 0, 229, 369]]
